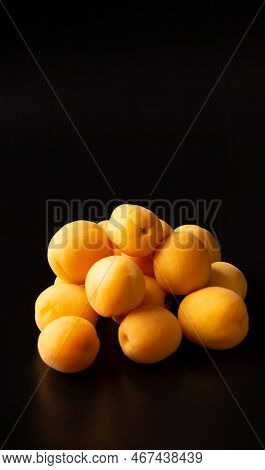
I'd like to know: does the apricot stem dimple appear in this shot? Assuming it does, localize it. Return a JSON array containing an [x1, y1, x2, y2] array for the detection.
[[122, 333, 129, 344], [118, 305, 182, 364]]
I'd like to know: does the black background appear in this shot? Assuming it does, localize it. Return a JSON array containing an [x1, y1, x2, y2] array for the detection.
[[0, 1, 264, 450]]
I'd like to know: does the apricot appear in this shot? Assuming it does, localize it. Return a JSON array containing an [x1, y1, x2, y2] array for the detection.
[[38, 316, 100, 373], [142, 275, 166, 306], [175, 225, 221, 263], [112, 276, 166, 323], [113, 247, 121, 256], [35, 283, 98, 331], [54, 276, 66, 285], [54, 276, 84, 286], [107, 204, 163, 257], [85, 255, 145, 317], [159, 219, 173, 240], [178, 286, 249, 350], [48, 220, 113, 284], [121, 252, 155, 277], [97, 220, 109, 232], [98, 220, 121, 255], [154, 230, 211, 295], [207, 261, 247, 299], [118, 305, 182, 364]]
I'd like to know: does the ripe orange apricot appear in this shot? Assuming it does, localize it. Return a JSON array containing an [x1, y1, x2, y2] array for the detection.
[[178, 286, 249, 350], [118, 305, 182, 364], [98, 220, 121, 255], [159, 219, 173, 240], [112, 276, 165, 322], [175, 225, 221, 263], [35, 284, 98, 330], [85, 255, 145, 317], [54, 276, 84, 286], [38, 316, 100, 373], [54, 276, 66, 285], [142, 275, 166, 306], [112, 276, 166, 322], [121, 252, 155, 277], [97, 220, 109, 231], [107, 204, 163, 257], [48, 221, 113, 284], [207, 261, 247, 299], [154, 230, 211, 295]]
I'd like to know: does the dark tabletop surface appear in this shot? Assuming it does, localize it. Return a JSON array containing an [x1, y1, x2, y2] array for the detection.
[[0, 1, 264, 450]]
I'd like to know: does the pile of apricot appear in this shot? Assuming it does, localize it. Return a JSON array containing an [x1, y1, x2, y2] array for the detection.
[[35, 204, 249, 373]]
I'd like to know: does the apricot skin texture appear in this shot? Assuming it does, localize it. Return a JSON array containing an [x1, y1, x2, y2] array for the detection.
[[54, 276, 66, 285], [159, 219, 173, 240], [48, 220, 113, 285], [35, 284, 98, 331], [112, 276, 165, 323], [38, 316, 100, 373], [178, 286, 249, 350], [118, 305, 182, 364], [154, 231, 211, 295], [142, 275, 166, 306], [98, 220, 121, 255], [85, 255, 145, 317], [97, 220, 109, 232], [54, 276, 84, 286], [207, 261, 247, 299], [107, 204, 163, 257], [175, 225, 221, 263], [121, 252, 155, 277]]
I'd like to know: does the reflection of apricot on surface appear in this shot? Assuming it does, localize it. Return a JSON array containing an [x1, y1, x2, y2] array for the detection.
[[175, 224, 221, 263], [35, 284, 98, 331], [159, 219, 173, 240], [121, 252, 154, 277], [154, 230, 211, 295], [118, 305, 182, 364], [207, 262, 247, 299], [48, 221, 113, 285], [107, 204, 163, 257], [85, 256, 145, 317], [178, 286, 249, 350], [142, 275, 166, 306], [38, 316, 100, 373]]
